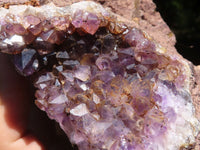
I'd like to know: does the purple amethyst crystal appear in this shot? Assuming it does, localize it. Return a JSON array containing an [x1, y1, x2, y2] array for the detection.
[[13, 48, 39, 76], [0, 1, 199, 150]]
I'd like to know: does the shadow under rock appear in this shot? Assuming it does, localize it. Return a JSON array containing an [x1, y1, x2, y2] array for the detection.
[[0, 53, 76, 150]]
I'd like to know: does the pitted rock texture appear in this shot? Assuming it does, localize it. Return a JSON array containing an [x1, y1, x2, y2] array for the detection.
[[0, 1, 200, 150]]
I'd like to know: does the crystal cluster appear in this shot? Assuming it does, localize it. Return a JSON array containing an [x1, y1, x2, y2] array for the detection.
[[0, 1, 199, 150]]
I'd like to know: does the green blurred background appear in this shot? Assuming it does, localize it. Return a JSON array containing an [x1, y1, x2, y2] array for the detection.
[[154, 0, 200, 65]]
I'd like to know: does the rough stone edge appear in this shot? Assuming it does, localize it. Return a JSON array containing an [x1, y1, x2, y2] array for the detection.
[[191, 66, 200, 150]]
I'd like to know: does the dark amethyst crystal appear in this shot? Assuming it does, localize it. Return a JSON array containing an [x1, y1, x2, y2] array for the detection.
[[13, 48, 39, 76]]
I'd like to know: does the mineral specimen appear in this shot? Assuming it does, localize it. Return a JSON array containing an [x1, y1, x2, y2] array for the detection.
[[0, 1, 199, 150]]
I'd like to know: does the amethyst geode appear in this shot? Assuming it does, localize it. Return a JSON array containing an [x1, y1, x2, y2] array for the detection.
[[0, 1, 199, 150]]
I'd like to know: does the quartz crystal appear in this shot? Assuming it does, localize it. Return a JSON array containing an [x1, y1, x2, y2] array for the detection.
[[0, 1, 199, 150]]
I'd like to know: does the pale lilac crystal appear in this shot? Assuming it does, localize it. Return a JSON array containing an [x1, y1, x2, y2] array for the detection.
[[28, 23, 43, 36], [2, 23, 15, 36], [95, 55, 111, 70], [123, 28, 155, 50], [74, 65, 91, 81], [72, 10, 100, 35], [13, 24, 27, 35], [25, 15, 41, 26]]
